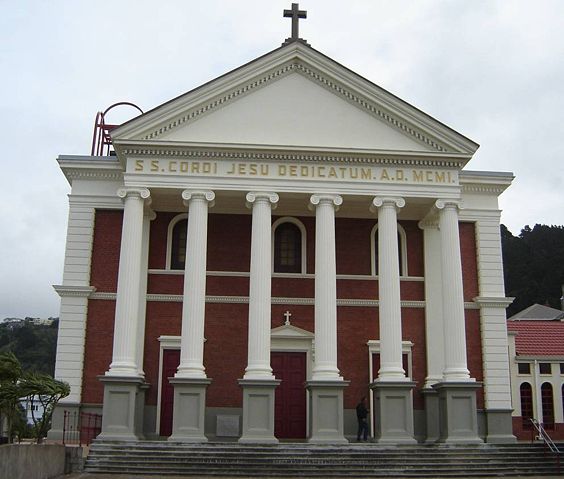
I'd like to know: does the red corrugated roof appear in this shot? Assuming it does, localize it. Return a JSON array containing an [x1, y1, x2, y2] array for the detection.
[[507, 320, 564, 356]]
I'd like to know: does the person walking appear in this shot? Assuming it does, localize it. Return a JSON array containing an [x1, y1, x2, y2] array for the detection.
[[356, 396, 368, 441]]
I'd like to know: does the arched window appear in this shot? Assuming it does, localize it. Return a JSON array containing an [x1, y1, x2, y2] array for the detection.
[[370, 223, 408, 276], [272, 218, 306, 274], [167, 214, 187, 270], [520, 382, 533, 429], [541, 382, 554, 429]]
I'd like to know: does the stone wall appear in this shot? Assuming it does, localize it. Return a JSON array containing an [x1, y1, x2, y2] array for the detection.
[[0, 444, 82, 479]]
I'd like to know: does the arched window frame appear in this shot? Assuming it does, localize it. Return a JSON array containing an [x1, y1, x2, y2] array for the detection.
[[370, 223, 408, 277], [541, 381, 555, 429], [272, 217, 307, 275], [519, 381, 534, 429], [166, 213, 188, 270]]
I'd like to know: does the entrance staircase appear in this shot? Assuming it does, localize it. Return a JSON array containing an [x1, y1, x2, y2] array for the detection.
[[85, 441, 563, 477]]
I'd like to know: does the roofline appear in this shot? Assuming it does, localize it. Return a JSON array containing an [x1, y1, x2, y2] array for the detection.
[[111, 40, 479, 154]]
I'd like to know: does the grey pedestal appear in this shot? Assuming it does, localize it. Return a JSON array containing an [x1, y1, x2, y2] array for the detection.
[[432, 381, 483, 444], [238, 378, 281, 444], [306, 380, 349, 444], [422, 388, 440, 443], [97, 375, 148, 441], [484, 408, 516, 443], [370, 380, 417, 444], [168, 377, 212, 443]]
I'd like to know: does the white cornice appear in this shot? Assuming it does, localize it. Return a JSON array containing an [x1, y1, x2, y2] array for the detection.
[[53, 285, 96, 298], [459, 170, 514, 195], [115, 142, 470, 169], [473, 296, 515, 308], [57, 155, 124, 185]]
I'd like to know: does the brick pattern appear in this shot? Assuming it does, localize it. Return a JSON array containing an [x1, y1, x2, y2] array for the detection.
[[83, 211, 483, 413]]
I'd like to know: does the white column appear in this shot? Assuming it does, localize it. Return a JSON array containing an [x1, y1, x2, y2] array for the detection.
[[436, 199, 471, 381], [107, 187, 150, 377], [244, 192, 279, 379], [310, 194, 342, 381], [372, 197, 407, 381], [176, 190, 215, 379]]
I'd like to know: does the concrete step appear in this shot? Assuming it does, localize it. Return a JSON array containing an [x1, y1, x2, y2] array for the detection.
[[84, 441, 563, 477]]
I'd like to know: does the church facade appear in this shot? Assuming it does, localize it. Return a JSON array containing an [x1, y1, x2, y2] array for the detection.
[[51, 36, 515, 444]]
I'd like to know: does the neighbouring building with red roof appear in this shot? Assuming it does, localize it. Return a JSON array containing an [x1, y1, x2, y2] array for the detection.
[[508, 304, 564, 439]]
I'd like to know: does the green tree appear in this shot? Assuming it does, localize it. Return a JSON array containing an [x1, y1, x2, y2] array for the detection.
[[0, 351, 23, 442], [502, 224, 564, 317], [20, 373, 70, 444]]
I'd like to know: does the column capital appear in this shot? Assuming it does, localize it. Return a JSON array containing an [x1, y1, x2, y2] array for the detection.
[[435, 199, 462, 211], [144, 208, 157, 221], [117, 187, 151, 202], [309, 193, 342, 209], [370, 196, 405, 213], [417, 218, 439, 230], [246, 191, 279, 209], [182, 189, 215, 207]]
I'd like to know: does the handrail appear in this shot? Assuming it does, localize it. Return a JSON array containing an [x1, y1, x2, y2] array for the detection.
[[530, 419, 561, 464]]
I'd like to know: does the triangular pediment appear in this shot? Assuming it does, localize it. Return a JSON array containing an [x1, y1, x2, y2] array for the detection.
[[271, 324, 314, 339], [112, 42, 478, 157]]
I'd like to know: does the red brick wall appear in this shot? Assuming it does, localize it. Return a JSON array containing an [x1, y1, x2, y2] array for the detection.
[[84, 209, 483, 413], [90, 210, 123, 292], [82, 299, 115, 404]]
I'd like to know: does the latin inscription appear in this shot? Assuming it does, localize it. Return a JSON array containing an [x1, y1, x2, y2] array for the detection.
[[132, 159, 457, 185]]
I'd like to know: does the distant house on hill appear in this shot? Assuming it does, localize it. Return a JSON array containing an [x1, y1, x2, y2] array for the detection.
[[507, 304, 564, 439]]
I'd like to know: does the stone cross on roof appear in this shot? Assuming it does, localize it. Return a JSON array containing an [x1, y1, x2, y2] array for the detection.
[[283, 3, 307, 45]]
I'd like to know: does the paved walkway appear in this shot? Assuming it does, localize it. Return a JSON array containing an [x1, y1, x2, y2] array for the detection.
[[59, 474, 564, 479]]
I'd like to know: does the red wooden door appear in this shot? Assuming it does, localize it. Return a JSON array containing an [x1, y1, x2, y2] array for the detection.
[[159, 349, 180, 437], [271, 352, 307, 439]]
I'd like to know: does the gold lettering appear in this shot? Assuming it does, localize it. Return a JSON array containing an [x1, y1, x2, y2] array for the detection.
[[435, 171, 445, 183], [238, 164, 246, 175], [426, 171, 433, 182], [249, 164, 257, 175], [190, 162, 199, 173], [226, 163, 236, 175], [179, 161, 189, 173], [203, 162, 212, 174], [361, 168, 372, 180], [135, 160, 143, 171], [413, 170, 424, 182], [278, 165, 287, 176], [396, 169, 404, 181], [150, 160, 159, 172], [300, 166, 309, 177], [447, 171, 452, 183], [328, 167, 337, 178], [169, 161, 177, 172], [380, 169, 389, 180], [350, 168, 358, 179], [289, 165, 297, 176], [318, 166, 326, 178], [339, 167, 347, 179], [260, 165, 269, 175]]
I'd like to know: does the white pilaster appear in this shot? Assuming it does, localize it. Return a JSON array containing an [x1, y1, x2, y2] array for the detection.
[[436, 199, 472, 381], [372, 197, 407, 381], [176, 190, 215, 379], [418, 220, 445, 388], [310, 194, 342, 381], [136, 208, 156, 377], [244, 191, 279, 379], [107, 187, 150, 377]]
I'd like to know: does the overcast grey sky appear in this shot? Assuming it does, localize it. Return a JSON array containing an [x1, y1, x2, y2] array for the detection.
[[1, 0, 562, 319]]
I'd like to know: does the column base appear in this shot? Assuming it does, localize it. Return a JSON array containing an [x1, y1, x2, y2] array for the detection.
[[484, 408, 516, 443], [370, 380, 417, 444], [238, 378, 281, 444], [306, 380, 349, 444], [168, 377, 212, 443], [432, 381, 483, 444], [422, 387, 440, 443], [97, 375, 148, 441]]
